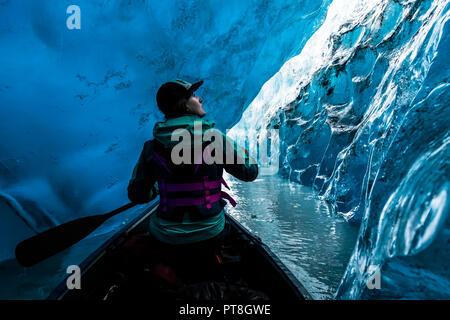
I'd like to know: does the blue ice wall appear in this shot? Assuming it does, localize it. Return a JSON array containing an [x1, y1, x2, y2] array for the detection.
[[0, 1, 331, 262], [233, 0, 449, 299]]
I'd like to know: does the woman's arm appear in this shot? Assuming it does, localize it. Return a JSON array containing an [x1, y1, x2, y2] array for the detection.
[[127, 141, 159, 204], [221, 132, 259, 182]]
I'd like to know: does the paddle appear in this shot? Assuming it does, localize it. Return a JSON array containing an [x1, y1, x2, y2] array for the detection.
[[15, 202, 137, 267]]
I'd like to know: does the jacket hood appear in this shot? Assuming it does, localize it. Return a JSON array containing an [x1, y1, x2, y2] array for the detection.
[[153, 115, 216, 147]]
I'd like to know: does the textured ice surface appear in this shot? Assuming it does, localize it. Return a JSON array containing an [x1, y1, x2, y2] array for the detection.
[[233, 0, 449, 299]]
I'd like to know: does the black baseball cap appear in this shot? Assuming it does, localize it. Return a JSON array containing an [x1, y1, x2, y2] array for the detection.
[[156, 79, 203, 112]]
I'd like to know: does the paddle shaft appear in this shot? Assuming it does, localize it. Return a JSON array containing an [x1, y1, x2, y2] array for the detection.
[[15, 202, 137, 267]]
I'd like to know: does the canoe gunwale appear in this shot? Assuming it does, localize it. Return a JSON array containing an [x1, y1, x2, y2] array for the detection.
[[226, 214, 313, 300], [47, 201, 159, 300], [48, 201, 313, 300]]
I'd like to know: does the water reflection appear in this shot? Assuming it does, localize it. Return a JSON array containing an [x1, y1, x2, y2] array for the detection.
[[224, 173, 359, 299]]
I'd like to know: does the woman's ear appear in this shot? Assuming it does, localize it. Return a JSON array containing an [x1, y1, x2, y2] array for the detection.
[[185, 101, 192, 113]]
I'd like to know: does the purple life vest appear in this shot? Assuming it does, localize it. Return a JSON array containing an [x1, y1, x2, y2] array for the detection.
[[152, 148, 237, 222]]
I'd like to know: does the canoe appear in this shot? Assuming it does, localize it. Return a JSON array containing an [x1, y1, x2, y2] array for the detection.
[[48, 201, 312, 301]]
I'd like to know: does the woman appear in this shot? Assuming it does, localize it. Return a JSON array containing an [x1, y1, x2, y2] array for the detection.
[[127, 79, 258, 246]]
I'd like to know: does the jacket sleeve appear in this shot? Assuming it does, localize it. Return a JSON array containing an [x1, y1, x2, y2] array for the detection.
[[127, 141, 159, 204], [221, 131, 259, 182]]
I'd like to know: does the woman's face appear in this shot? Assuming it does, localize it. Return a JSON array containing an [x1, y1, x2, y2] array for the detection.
[[186, 94, 206, 117]]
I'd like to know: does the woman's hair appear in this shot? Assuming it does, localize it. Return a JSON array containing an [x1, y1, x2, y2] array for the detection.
[[158, 96, 190, 119]]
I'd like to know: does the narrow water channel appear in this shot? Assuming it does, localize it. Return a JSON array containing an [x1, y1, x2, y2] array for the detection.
[[223, 173, 359, 299]]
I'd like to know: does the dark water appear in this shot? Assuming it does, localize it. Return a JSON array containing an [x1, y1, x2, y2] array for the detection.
[[223, 173, 359, 299]]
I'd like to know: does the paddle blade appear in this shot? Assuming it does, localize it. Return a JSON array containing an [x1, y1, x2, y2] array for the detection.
[[15, 214, 109, 267]]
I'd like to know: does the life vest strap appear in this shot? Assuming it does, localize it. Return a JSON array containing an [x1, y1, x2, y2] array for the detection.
[[158, 179, 236, 211], [221, 191, 237, 207], [220, 177, 230, 190], [164, 190, 236, 208], [165, 180, 221, 192], [165, 191, 221, 207]]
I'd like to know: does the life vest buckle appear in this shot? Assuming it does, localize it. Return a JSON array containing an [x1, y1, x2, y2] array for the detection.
[[203, 176, 212, 209]]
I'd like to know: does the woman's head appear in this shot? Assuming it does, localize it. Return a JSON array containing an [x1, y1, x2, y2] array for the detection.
[[186, 93, 205, 117], [156, 79, 205, 118]]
